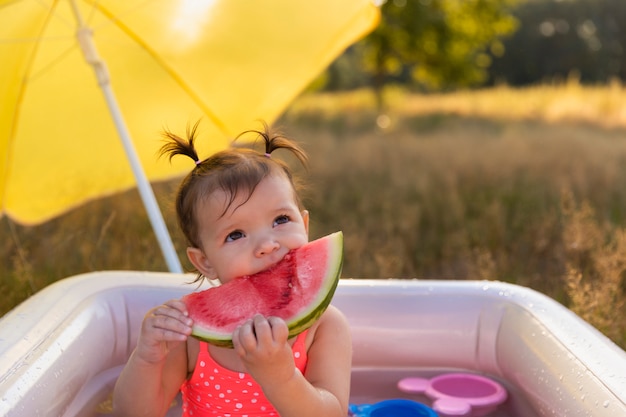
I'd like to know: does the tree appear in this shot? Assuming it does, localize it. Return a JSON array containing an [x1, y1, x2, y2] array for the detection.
[[325, 0, 520, 108]]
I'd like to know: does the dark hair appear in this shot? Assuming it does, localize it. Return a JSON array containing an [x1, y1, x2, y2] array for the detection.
[[160, 121, 308, 256]]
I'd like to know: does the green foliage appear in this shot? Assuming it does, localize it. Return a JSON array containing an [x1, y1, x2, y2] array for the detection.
[[324, 0, 519, 99], [318, 0, 626, 94]]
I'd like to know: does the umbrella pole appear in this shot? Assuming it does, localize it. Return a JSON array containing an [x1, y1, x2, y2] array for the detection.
[[70, 1, 183, 273]]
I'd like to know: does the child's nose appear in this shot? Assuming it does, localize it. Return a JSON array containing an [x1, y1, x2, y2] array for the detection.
[[255, 237, 280, 257]]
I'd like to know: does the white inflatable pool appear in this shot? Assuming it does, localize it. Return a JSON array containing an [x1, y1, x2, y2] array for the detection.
[[0, 272, 625, 416]]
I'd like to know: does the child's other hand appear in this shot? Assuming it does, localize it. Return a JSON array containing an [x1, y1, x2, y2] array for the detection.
[[232, 315, 295, 386], [136, 299, 193, 364]]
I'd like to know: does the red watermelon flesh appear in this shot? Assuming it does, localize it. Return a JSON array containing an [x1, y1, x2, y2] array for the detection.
[[182, 231, 343, 347]]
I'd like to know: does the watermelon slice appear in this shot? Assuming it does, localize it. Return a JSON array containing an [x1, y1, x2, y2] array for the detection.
[[182, 231, 343, 347]]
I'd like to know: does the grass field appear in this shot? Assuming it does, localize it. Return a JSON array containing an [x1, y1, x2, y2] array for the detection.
[[2, 80, 626, 348]]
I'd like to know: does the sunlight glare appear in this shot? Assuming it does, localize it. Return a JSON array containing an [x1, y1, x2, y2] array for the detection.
[[169, 0, 218, 48]]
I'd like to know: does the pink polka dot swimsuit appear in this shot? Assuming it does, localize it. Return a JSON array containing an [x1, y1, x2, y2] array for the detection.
[[181, 330, 309, 416]]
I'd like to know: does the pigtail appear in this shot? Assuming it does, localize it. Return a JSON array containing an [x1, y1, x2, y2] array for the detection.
[[160, 120, 201, 165], [237, 122, 308, 169]]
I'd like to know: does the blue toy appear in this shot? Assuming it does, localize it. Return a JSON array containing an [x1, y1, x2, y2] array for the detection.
[[349, 399, 438, 417]]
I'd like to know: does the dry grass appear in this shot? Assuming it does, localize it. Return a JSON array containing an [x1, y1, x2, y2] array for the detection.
[[2, 81, 626, 347], [399, 78, 626, 129], [562, 190, 626, 342], [290, 76, 626, 129]]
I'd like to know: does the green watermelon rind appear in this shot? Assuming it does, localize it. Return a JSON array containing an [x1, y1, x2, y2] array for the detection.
[[191, 231, 343, 348], [286, 232, 343, 338]]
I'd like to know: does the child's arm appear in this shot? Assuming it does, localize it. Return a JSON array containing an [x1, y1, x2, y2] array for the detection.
[[233, 306, 352, 417], [112, 299, 193, 417]]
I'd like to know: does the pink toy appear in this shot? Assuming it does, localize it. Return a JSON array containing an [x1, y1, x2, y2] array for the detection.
[[397, 373, 507, 417]]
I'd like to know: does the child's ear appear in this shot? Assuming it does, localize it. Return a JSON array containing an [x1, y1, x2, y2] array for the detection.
[[301, 209, 309, 236], [187, 247, 216, 278]]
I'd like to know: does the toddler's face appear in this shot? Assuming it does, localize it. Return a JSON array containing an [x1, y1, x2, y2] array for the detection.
[[187, 174, 309, 283]]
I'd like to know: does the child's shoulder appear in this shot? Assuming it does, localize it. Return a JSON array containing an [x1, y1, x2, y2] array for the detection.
[[321, 304, 349, 324], [305, 305, 350, 346]]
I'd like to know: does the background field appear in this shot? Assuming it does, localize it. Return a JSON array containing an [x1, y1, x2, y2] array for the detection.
[[2, 81, 626, 348]]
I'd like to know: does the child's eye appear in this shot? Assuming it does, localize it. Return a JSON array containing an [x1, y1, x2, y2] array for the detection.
[[274, 215, 290, 226], [226, 230, 245, 242]]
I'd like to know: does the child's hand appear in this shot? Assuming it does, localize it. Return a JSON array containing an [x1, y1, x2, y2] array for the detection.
[[232, 315, 296, 387], [135, 299, 193, 364]]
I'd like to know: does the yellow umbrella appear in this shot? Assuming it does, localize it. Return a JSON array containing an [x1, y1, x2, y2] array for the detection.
[[0, 0, 379, 271]]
